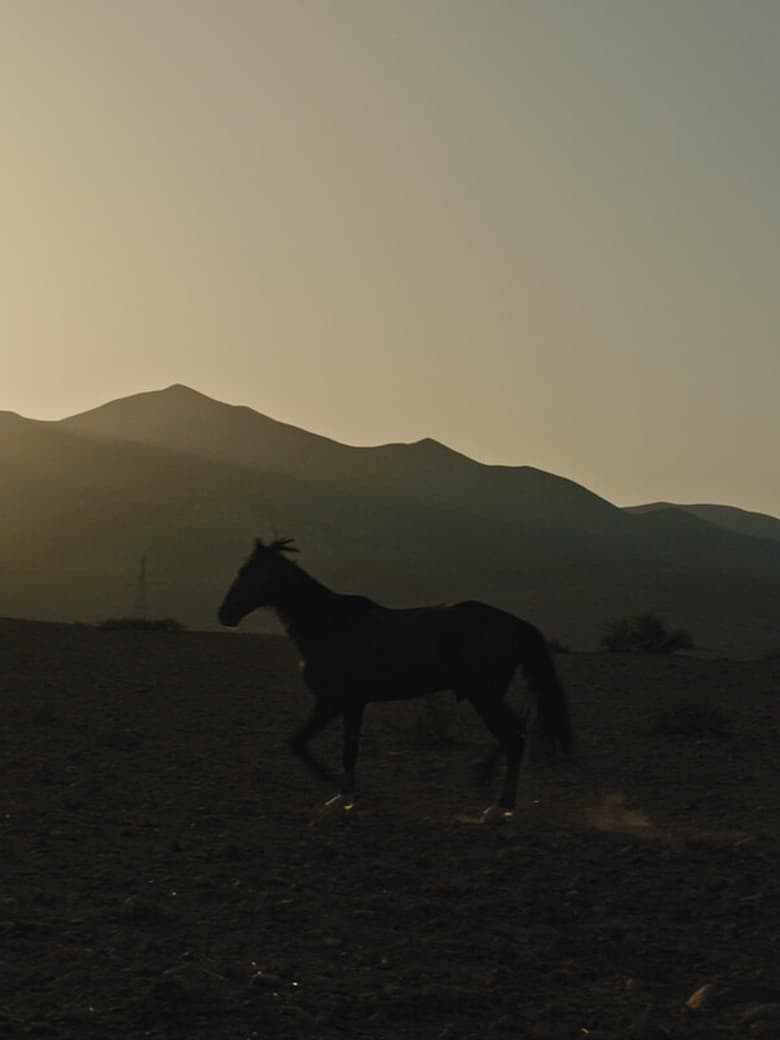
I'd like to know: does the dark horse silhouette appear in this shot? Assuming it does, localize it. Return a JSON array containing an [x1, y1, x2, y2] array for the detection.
[[218, 538, 573, 817]]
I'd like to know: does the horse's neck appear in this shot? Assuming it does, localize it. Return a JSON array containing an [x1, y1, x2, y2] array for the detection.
[[271, 566, 338, 654]]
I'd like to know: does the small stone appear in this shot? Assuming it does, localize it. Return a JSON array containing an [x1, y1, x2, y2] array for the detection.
[[686, 983, 716, 1010], [250, 971, 282, 988], [743, 1003, 780, 1026]]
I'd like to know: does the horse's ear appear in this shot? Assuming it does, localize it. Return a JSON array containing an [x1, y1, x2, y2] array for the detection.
[[275, 537, 299, 554], [254, 537, 266, 549]]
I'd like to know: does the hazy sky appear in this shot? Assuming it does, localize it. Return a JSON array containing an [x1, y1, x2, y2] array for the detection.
[[2, 1, 779, 515]]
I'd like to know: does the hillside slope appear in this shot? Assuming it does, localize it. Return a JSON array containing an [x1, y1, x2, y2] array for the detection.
[[626, 501, 780, 543], [61, 384, 627, 540], [2, 387, 780, 655]]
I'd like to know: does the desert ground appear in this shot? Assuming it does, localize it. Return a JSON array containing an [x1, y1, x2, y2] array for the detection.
[[2, 617, 779, 1039]]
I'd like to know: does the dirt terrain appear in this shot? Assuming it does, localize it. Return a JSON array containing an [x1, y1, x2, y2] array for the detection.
[[2, 617, 779, 1039]]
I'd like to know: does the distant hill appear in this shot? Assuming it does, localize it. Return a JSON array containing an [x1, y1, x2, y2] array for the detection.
[[1, 385, 779, 656], [61, 385, 626, 540], [625, 501, 780, 543]]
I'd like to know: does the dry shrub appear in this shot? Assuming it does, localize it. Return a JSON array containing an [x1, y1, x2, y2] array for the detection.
[[601, 612, 694, 654]]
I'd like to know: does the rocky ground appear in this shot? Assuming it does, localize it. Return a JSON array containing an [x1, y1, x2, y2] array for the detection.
[[2, 617, 779, 1039]]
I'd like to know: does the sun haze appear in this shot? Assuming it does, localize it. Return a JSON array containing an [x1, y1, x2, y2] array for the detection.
[[1, 2, 778, 515]]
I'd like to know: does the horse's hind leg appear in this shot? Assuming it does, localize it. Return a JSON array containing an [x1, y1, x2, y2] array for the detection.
[[455, 684, 502, 785], [471, 700, 526, 813], [341, 704, 364, 797]]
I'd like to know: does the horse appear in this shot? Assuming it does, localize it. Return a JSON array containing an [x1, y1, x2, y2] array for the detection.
[[218, 538, 573, 818]]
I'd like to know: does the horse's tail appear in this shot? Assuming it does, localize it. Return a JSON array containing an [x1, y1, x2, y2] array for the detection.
[[518, 625, 573, 758]]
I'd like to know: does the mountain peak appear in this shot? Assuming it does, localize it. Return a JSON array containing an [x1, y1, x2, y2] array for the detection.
[[62, 384, 230, 427], [406, 436, 454, 455], [157, 383, 215, 401]]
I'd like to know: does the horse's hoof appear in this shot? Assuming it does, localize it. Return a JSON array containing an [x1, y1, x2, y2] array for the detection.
[[310, 793, 357, 826], [322, 793, 357, 813], [481, 805, 514, 825]]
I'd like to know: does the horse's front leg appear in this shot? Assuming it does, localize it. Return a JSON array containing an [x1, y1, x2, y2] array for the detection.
[[341, 703, 365, 797], [291, 699, 342, 781]]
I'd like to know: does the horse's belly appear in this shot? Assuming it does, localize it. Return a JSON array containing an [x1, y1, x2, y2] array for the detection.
[[363, 671, 451, 702], [304, 651, 452, 701]]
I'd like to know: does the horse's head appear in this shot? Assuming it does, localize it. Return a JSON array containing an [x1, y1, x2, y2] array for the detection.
[[218, 537, 299, 626]]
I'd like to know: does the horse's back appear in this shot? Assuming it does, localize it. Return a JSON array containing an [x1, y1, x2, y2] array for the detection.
[[298, 600, 451, 698], [297, 591, 551, 705], [443, 599, 544, 646]]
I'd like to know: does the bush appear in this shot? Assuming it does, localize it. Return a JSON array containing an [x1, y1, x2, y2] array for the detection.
[[600, 612, 693, 654], [96, 617, 186, 632]]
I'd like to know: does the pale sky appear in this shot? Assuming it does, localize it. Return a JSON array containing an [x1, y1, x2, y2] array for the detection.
[[2, 1, 779, 516]]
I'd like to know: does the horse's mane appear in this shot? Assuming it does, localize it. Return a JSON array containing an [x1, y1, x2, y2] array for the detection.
[[256, 536, 299, 556]]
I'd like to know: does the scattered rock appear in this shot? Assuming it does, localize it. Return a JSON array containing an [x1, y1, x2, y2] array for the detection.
[[686, 983, 717, 1010], [743, 1003, 780, 1026], [249, 970, 282, 988]]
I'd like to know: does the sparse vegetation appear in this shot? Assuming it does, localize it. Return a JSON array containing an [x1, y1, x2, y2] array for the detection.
[[600, 611, 694, 654], [96, 616, 186, 632]]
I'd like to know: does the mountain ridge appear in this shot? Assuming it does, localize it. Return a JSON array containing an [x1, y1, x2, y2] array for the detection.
[[2, 384, 779, 655], [625, 501, 780, 543], [42, 384, 780, 533], [58, 384, 626, 538]]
